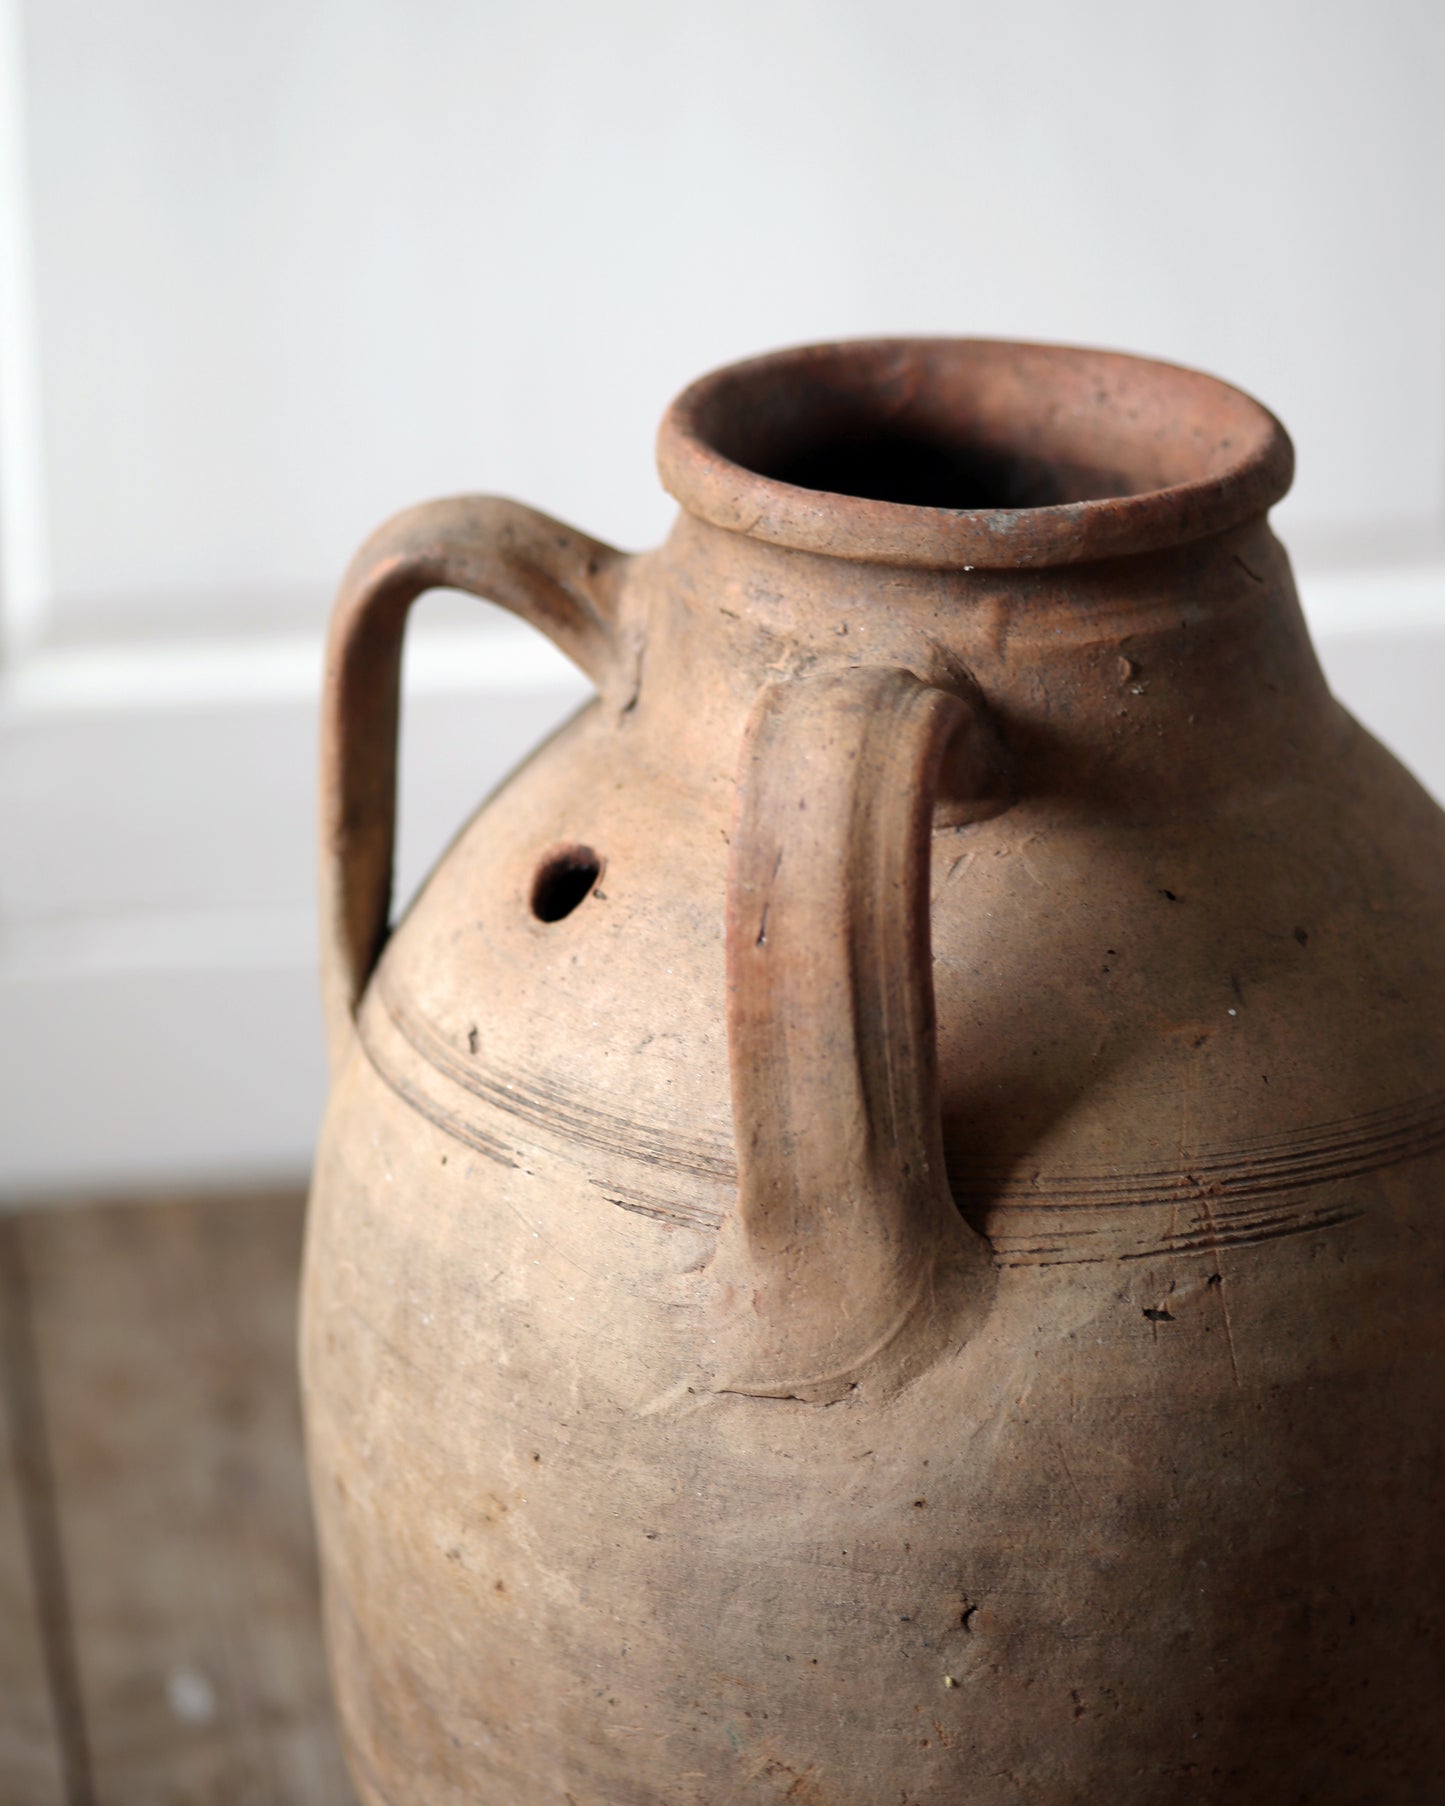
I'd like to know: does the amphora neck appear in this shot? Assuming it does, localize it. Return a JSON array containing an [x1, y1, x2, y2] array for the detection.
[[637, 340, 1320, 810]]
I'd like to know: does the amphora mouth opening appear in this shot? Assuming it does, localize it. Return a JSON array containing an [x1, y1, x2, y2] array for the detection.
[[657, 338, 1293, 570]]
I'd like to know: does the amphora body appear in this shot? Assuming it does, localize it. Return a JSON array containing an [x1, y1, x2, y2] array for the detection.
[[304, 341, 1445, 1803]]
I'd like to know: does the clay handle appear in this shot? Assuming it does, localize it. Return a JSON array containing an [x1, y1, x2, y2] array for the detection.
[[721, 666, 993, 1398], [319, 495, 630, 1071]]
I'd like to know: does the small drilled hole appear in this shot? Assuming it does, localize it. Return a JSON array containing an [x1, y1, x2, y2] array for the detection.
[[531, 845, 602, 922]]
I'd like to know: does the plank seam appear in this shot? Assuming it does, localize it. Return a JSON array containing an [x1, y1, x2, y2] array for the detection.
[[0, 1217, 94, 1806]]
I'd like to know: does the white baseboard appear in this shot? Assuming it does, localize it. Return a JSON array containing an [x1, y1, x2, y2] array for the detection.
[[3, 579, 1443, 1202], [1, 943, 324, 1198], [0, 616, 589, 1199]]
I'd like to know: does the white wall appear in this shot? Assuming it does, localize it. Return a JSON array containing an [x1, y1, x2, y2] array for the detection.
[[3, 0, 1443, 1196]]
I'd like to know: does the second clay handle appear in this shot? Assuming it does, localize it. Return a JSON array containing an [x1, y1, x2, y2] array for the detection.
[[718, 664, 995, 1399]]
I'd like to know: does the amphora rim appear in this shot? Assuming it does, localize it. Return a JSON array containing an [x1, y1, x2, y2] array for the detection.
[[657, 337, 1294, 570]]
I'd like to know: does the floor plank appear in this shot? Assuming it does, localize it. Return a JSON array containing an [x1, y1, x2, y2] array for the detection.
[[0, 1220, 70, 1806], [14, 1192, 356, 1806]]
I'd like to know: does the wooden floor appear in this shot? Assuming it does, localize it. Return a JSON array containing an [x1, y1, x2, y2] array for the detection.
[[0, 1190, 357, 1806]]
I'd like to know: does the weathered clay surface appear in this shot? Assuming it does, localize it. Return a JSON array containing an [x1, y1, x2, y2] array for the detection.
[[304, 340, 1445, 1802]]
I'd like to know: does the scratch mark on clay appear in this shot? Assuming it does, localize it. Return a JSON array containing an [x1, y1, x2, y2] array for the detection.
[[633, 1378, 710, 1419], [1194, 1188, 1243, 1389], [1054, 1438, 1086, 1512]]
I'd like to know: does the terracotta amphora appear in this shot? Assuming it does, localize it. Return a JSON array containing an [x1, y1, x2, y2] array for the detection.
[[303, 340, 1445, 1804]]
